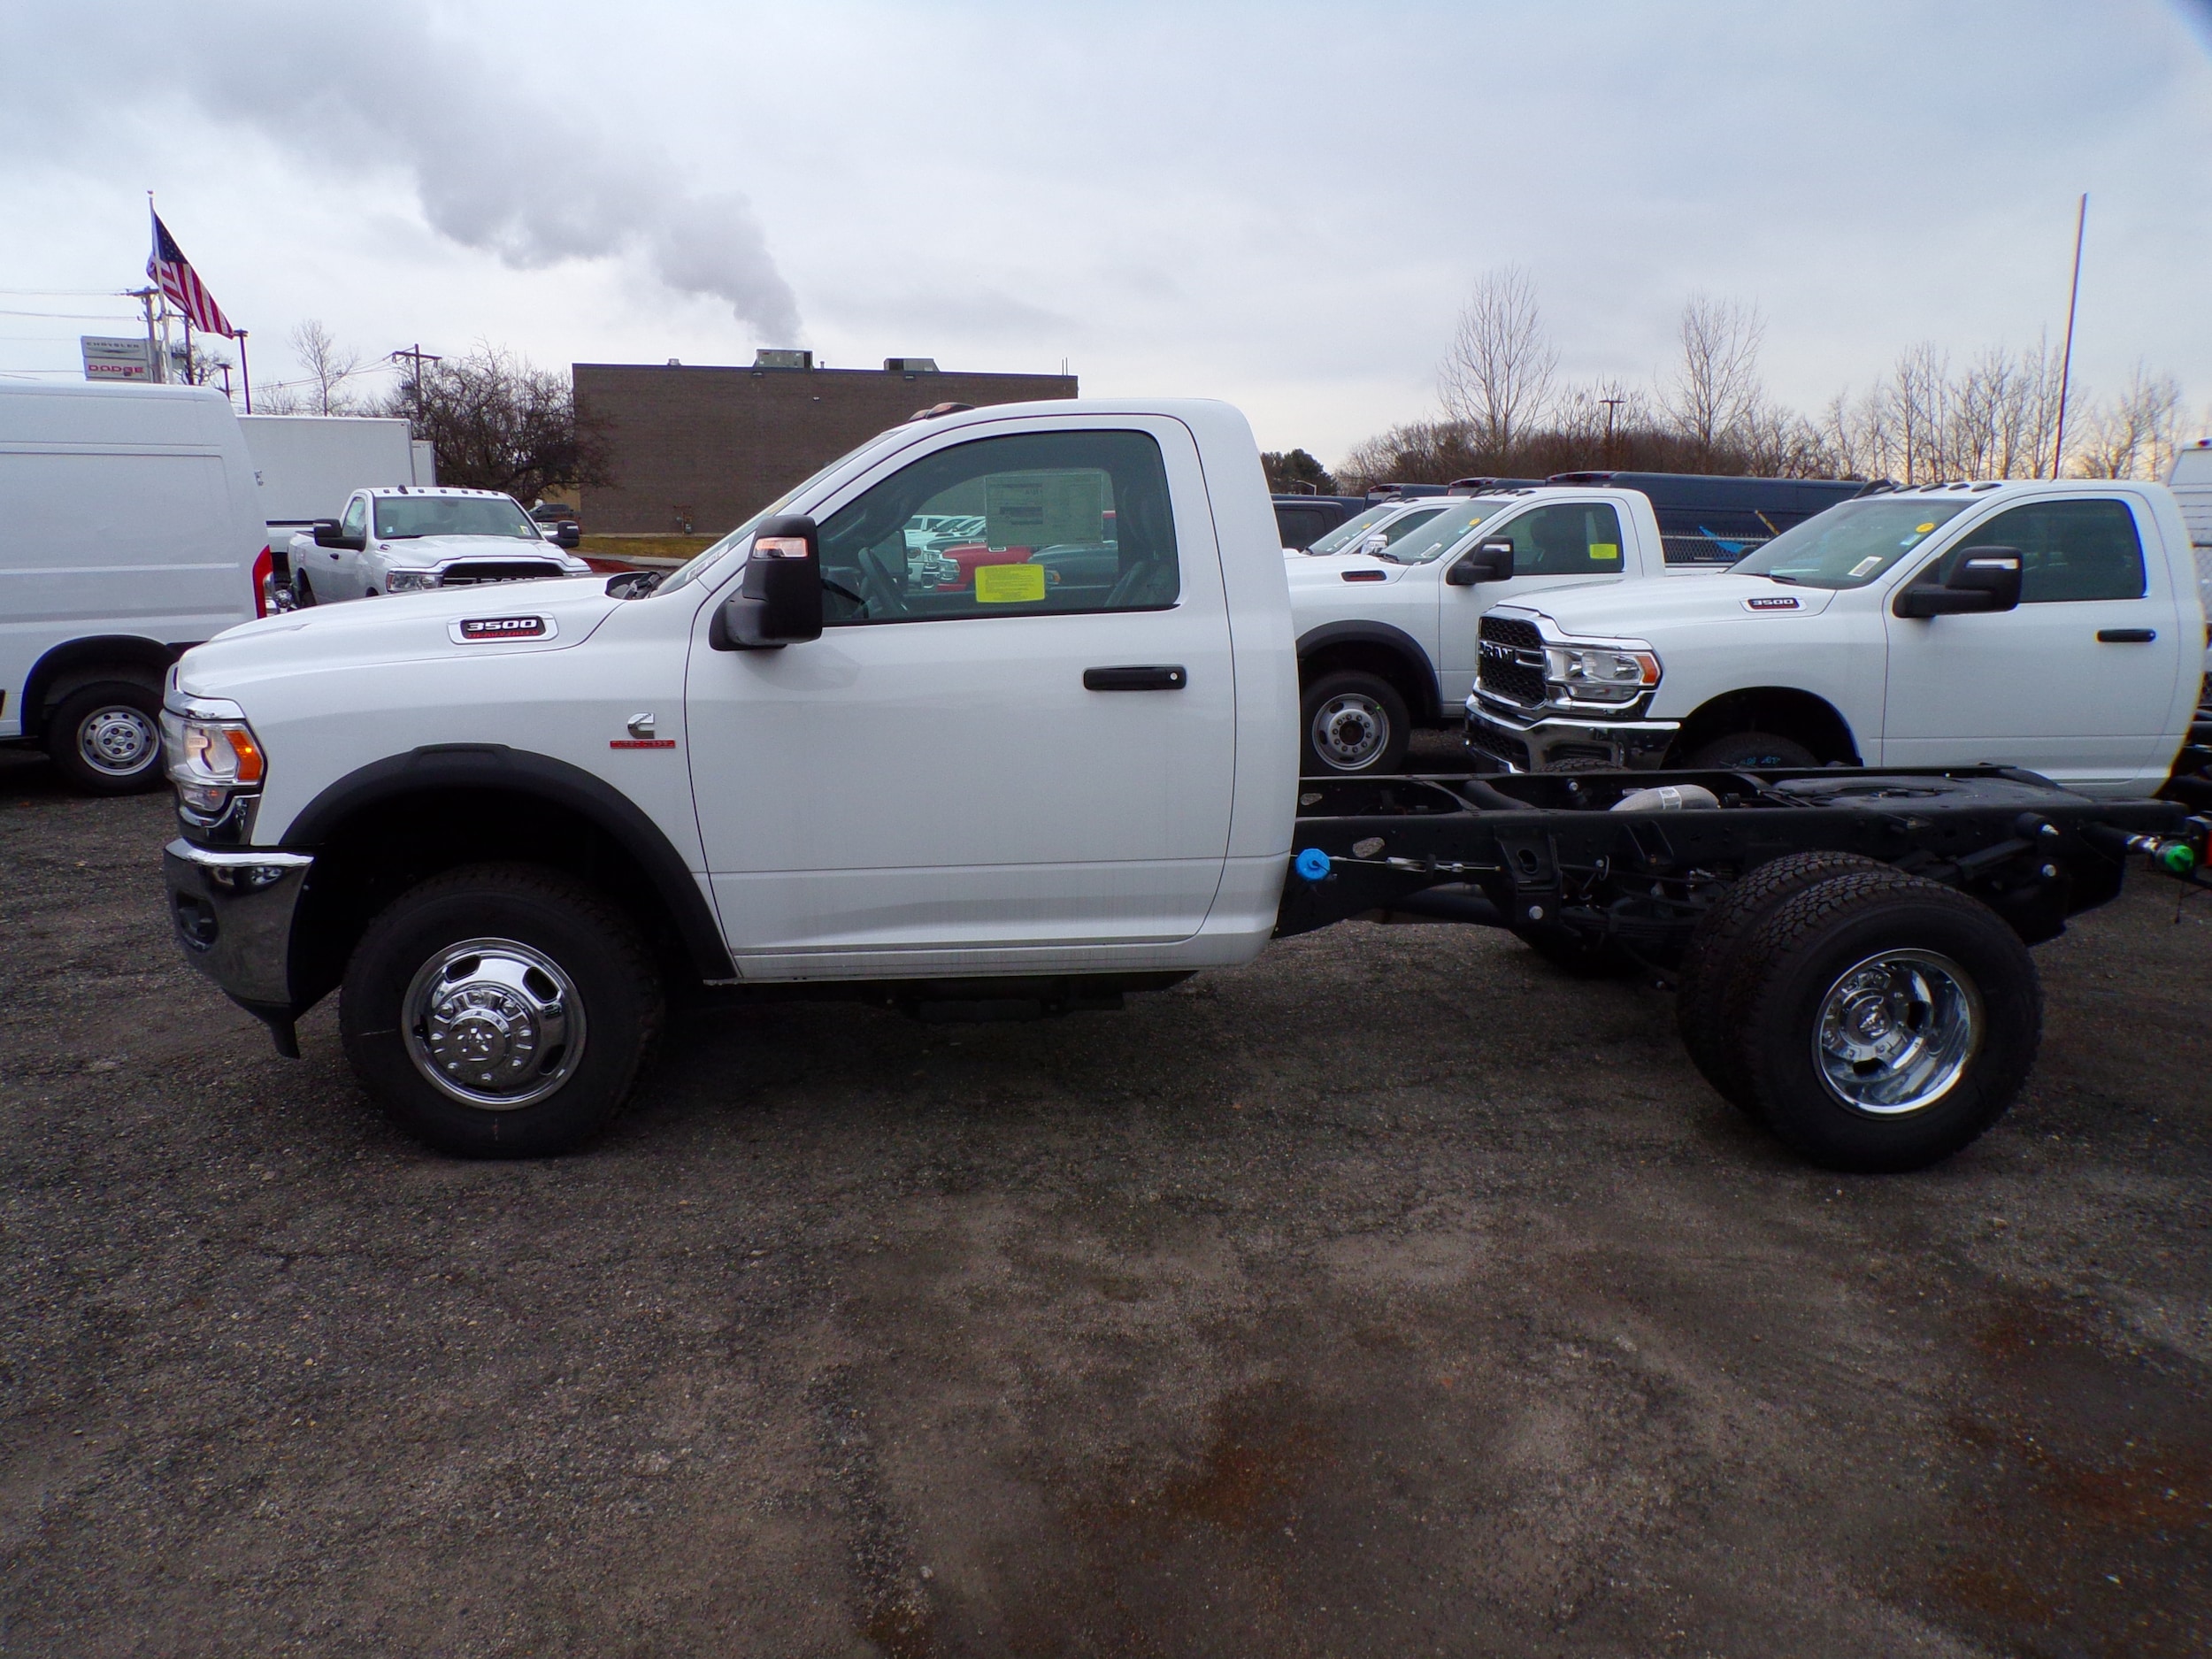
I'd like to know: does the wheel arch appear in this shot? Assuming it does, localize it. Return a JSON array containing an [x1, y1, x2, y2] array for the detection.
[[279, 745, 733, 1010], [1665, 686, 1863, 766], [22, 635, 182, 742], [1294, 620, 1440, 722]]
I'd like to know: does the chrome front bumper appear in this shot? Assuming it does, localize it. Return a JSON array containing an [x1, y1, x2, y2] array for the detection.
[[162, 839, 314, 1055], [1463, 696, 1679, 772]]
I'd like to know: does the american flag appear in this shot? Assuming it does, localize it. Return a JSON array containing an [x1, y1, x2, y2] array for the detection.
[[147, 211, 236, 338]]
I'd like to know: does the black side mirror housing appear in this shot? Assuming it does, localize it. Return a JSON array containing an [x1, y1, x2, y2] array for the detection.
[[551, 522, 582, 549], [1893, 545, 2024, 618], [310, 519, 344, 548], [711, 514, 824, 650], [1447, 539, 1517, 586]]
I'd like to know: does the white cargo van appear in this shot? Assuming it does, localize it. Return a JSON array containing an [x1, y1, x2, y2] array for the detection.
[[2163, 442, 2212, 704], [0, 382, 268, 793]]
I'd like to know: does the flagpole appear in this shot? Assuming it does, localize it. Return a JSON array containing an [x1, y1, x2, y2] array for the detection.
[[146, 191, 168, 384], [2051, 193, 2087, 480], [237, 330, 251, 412]]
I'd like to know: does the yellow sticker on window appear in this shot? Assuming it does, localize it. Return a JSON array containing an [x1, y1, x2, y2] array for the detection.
[[1589, 542, 1620, 561], [1916, 523, 1936, 534], [974, 562, 1048, 603]]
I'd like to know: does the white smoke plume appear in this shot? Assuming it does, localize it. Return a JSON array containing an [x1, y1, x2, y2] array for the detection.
[[0, 1, 801, 342]]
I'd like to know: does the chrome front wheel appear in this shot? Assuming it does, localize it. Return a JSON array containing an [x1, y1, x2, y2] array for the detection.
[[78, 704, 160, 778], [403, 936, 588, 1110], [1312, 693, 1391, 770]]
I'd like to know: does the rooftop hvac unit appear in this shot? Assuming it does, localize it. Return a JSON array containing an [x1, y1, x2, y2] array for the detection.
[[885, 357, 939, 373], [753, 349, 813, 370]]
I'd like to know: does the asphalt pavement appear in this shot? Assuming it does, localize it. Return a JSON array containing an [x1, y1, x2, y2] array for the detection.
[[2, 743, 2207, 1657]]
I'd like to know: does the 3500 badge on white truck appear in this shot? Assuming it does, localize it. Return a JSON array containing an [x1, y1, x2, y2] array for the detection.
[[157, 398, 2208, 1173]]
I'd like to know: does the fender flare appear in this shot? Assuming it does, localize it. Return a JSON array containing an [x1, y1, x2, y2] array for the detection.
[[1294, 619, 1440, 720], [283, 743, 735, 980]]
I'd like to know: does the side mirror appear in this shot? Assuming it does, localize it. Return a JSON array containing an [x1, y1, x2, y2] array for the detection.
[[1359, 533, 1389, 557], [710, 514, 824, 650], [1893, 545, 2023, 618], [1447, 539, 1517, 586], [551, 522, 581, 549], [311, 519, 343, 548]]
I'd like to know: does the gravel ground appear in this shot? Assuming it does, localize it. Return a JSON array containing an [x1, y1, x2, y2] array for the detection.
[[2, 742, 2208, 1657]]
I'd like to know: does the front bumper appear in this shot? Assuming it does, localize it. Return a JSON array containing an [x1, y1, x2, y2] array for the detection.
[[1463, 695, 1679, 772], [162, 839, 314, 1055]]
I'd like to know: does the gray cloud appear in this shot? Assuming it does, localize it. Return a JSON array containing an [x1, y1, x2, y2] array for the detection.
[[1, 2, 798, 341]]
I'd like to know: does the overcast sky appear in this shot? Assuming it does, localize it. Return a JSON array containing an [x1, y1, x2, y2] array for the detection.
[[4, 0, 2210, 466]]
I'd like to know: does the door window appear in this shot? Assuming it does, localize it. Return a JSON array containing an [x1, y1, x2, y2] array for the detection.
[[1493, 502, 1625, 575], [815, 431, 1179, 624], [1934, 499, 2146, 603], [341, 496, 368, 540]]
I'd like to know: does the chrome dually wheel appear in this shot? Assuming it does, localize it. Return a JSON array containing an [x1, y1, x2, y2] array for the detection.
[[403, 937, 587, 1109], [1813, 949, 1981, 1115]]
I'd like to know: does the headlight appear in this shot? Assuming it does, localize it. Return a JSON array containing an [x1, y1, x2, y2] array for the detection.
[[161, 701, 265, 816], [1544, 644, 1661, 704], [385, 570, 441, 593]]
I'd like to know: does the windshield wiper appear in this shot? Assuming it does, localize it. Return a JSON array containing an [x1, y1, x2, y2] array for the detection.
[[380, 533, 423, 540], [1763, 572, 1803, 585]]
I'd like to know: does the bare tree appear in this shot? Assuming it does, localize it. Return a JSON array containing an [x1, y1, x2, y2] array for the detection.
[[289, 318, 366, 416], [376, 342, 611, 503], [1438, 266, 1556, 453], [1663, 295, 1765, 454], [2077, 363, 2184, 480]]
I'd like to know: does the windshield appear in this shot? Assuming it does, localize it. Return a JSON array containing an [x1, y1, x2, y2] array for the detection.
[[1309, 503, 1446, 557], [373, 495, 537, 541], [1384, 497, 1509, 564], [1729, 497, 1971, 588]]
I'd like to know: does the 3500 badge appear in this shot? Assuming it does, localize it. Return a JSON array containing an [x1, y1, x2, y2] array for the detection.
[[449, 615, 556, 642]]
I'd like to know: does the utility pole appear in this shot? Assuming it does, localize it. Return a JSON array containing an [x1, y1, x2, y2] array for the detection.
[[236, 329, 252, 412], [2051, 193, 2088, 480], [128, 287, 158, 382], [1600, 396, 1625, 469], [389, 343, 442, 428]]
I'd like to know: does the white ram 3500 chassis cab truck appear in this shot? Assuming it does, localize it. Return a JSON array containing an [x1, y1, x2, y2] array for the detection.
[[1286, 485, 1707, 775], [159, 398, 2205, 1173], [1467, 480, 2207, 796]]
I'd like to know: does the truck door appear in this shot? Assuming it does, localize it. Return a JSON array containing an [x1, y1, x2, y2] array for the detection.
[[1436, 498, 1633, 705], [314, 493, 366, 598], [684, 417, 1239, 975], [1881, 495, 2182, 792]]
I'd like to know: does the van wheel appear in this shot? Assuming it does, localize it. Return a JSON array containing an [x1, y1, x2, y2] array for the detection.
[[47, 681, 166, 795], [1675, 850, 1890, 1113], [1727, 870, 2039, 1172], [1686, 731, 1817, 770], [340, 864, 664, 1158], [1302, 671, 1410, 775]]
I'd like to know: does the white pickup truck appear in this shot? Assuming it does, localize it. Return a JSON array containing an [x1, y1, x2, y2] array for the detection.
[[158, 397, 2205, 1174], [1467, 480, 2207, 796], [288, 485, 590, 605], [1286, 484, 1698, 774]]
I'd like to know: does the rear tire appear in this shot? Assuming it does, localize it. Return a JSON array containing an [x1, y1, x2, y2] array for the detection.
[[1302, 671, 1410, 776], [1686, 731, 1818, 771], [46, 680, 166, 795], [340, 864, 664, 1158], [1676, 850, 1889, 1113], [1726, 870, 2039, 1172]]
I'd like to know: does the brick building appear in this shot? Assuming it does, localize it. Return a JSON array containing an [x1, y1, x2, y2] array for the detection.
[[572, 356, 1078, 534]]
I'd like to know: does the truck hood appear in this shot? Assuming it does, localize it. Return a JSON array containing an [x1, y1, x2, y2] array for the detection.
[[178, 576, 622, 695], [1282, 550, 1419, 588], [1513, 573, 1839, 638]]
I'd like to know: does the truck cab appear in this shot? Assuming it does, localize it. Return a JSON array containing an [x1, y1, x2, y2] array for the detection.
[[1288, 485, 1693, 773], [289, 486, 590, 604], [1467, 479, 2205, 795]]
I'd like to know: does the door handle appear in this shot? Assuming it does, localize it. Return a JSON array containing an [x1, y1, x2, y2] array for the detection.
[[2096, 628, 2155, 643], [1084, 665, 1187, 691]]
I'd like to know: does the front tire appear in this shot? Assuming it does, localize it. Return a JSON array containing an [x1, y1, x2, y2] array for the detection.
[[1686, 731, 1818, 771], [46, 680, 166, 795], [340, 864, 664, 1157], [1302, 671, 1410, 776], [1726, 870, 2040, 1172]]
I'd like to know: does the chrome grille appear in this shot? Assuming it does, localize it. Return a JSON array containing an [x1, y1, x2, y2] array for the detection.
[[439, 562, 567, 586], [1477, 614, 1548, 706]]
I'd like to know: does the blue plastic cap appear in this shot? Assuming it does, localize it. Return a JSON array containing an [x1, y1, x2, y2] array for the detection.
[[1294, 848, 1333, 881]]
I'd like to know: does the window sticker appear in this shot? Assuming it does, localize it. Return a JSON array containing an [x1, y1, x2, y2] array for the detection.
[[1848, 555, 1885, 578], [1916, 522, 1937, 534], [975, 563, 1048, 603], [1589, 542, 1620, 561]]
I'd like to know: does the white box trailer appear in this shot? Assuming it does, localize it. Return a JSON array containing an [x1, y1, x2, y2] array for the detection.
[[2164, 442, 2212, 695], [236, 415, 434, 585]]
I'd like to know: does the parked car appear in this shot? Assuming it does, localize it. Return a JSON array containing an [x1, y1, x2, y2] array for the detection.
[[1288, 485, 1712, 774], [1466, 480, 2205, 796], [241, 414, 434, 605], [1544, 470, 1878, 566], [288, 487, 592, 604], [1272, 494, 1370, 551], [157, 396, 2203, 1174], [0, 381, 269, 793]]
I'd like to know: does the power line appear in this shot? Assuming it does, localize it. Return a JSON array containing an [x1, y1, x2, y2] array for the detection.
[[0, 307, 142, 320], [0, 288, 138, 297]]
